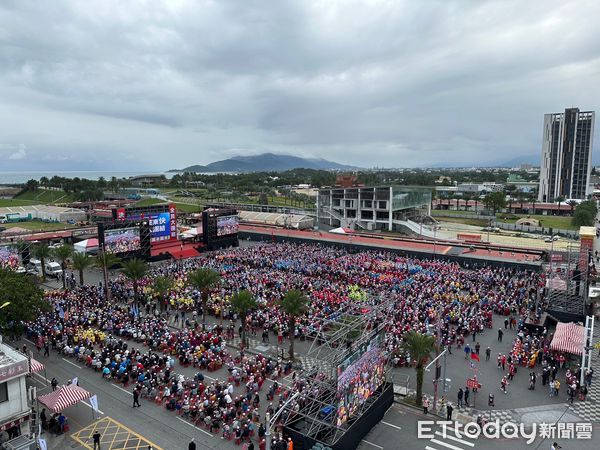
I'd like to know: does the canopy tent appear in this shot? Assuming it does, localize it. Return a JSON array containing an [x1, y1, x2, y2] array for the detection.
[[29, 358, 44, 373], [73, 238, 99, 254], [238, 211, 314, 230], [329, 227, 354, 235], [550, 322, 585, 356], [37, 384, 91, 413]]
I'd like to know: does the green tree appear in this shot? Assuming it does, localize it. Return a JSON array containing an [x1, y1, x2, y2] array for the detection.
[[71, 252, 93, 285], [152, 276, 174, 311], [258, 192, 269, 205], [566, 199, 579, 215], [555, 195, 565, 214], [0, 269, 49, 337], [187, 268, 221, 320], [572, 200, 598, 227], [33, 243, 51, 281], [95, 251, 121, 301], [483, 192, 507, 215], [25, 179, 39, 192], [230, 289, 257, 347], [279, 289, 308, 361], [401, 331, 436, 407], [121, 258, 149, 304], [52, 244, 73, 289]]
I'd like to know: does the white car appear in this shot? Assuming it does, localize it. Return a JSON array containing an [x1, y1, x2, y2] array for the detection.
[[45, 261, 63, 278]]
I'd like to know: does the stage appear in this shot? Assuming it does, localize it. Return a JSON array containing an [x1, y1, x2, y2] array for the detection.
[[150, 240, 202, 259]]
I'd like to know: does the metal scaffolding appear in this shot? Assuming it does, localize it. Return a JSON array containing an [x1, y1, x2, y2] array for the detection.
[[279, 294, 396, 447], [545, 242, 586, 316]]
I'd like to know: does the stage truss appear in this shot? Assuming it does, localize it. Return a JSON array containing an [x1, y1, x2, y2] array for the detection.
[[279, 294, 396, 447]]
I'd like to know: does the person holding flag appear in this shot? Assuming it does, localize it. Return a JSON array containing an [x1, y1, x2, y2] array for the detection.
[[470, 351, 480, 362]]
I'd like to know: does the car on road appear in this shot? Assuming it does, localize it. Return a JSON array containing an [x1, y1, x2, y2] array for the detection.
[[45, 261, 63, 278], [544, 235, 560, 242]]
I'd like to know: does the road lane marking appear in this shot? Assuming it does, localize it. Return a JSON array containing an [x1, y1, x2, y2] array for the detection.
[[81, 400, 105, 415], [430, 438, 465, 450], [435, 431, 475, 447], [361, 440, 383, 449], [62, 358, 82, 369], [176, 417, 212, 436], [426, 446, 441, 450], [32, 372, 51, 384], [112, 384, 133, 396], [381, 420, 402, 431]]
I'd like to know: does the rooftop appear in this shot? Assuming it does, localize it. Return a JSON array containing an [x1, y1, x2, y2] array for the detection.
[[0, 341, 27, 368]]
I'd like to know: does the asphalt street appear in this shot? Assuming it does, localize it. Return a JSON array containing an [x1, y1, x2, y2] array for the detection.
[[357, 402, 600, 450]]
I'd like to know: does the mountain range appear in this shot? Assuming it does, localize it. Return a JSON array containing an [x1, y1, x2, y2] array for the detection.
[[171, 153, 356, 173]]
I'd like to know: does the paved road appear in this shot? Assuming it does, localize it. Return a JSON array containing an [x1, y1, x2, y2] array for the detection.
[[358, 403, 600, 450]]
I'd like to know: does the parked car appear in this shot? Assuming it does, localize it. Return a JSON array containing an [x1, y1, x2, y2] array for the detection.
[[45, 261, 63, 279]]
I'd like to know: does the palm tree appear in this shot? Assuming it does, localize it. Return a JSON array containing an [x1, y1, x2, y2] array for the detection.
[[52, 244, 73, 289], [187, 268, 221, 320], [555, 196, 565, 216], [120, 258, 149, 304], [567, 199, 578, 215], [230, 290, 257, 347], [152, 276, 174, 311], [71, 252, 93, 285], [95, 251, 121, 301], [279, 289, 308, 361], [401, 331, 436, 407], [33, 244, 51, 281]]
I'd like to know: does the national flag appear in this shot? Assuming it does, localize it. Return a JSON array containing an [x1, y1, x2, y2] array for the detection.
[[470, 353, 480, 362]]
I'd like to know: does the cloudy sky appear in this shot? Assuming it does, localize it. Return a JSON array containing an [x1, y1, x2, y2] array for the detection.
[[1, 0, 599, 171]]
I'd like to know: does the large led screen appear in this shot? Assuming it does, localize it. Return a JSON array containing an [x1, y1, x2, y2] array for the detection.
[[216, 215, 239, 237], [104, 227, 141, 254], [336, 335, 386, 427]]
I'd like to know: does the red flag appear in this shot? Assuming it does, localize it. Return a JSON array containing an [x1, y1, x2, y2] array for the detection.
[[470, 352, 480, 362]]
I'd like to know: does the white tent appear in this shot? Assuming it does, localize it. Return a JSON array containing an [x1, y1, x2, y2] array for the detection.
[[329, 227, 353, 234], [74, 238, 99, 254]]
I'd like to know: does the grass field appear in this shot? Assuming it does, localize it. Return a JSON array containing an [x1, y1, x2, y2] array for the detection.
[[495, 213, 577, 230], [173, 202, 203, 213], [2, 221, 80, 232], [432, 209, 482, 216], [134, 198, 168, 207], [0, 198, 39, 207], [433, 209, 577, 231], [14, 189, 75, 204]]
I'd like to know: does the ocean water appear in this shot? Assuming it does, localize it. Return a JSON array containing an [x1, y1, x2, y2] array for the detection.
[[0, 171, 175, 185]]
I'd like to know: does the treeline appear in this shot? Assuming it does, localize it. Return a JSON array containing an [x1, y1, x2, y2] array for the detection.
[[20, 168, 538, 200]]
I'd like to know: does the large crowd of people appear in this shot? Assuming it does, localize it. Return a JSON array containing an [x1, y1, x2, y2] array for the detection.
[[24, 241, 585, 446]]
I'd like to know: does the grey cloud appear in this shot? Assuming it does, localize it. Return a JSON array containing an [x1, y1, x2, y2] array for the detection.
[[0, 0, 599, 171]]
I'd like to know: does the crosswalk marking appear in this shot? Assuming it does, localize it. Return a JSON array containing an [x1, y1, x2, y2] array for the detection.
[[429, 438, 466, 450], [434, 432, 475, 447]]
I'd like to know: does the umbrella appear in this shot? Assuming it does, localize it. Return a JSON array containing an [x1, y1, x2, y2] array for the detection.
[[38, 384, 91, 413]]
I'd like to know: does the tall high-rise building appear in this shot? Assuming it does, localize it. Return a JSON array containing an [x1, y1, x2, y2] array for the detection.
[[538, 108, 595, 202]]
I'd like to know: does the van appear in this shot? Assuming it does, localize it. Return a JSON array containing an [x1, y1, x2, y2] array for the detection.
[[45, 261, 63, 279], [27, 259, 43, 274]]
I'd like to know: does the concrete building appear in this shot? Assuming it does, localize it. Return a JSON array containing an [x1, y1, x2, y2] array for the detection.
[[539, 108, 595, 202], [456, 183, 504, 195], [0, 339, 33, 446], [317, 185, 431, 232]]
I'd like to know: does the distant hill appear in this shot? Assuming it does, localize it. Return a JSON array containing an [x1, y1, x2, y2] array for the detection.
[[172, 153, 356, 173]]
